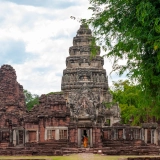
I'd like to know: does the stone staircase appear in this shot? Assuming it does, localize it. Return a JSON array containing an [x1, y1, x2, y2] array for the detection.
[[62, 147, 94, 154], [25, 140, 68, 149], [102, 140, 145, 147], [0, 144, 159, 155], [0, 142, 8, 148]]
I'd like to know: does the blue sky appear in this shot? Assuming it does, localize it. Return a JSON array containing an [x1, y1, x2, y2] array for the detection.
[[0, 0, 126, 95], [0, 39, 34, 64], [2, 0, 79, 9]]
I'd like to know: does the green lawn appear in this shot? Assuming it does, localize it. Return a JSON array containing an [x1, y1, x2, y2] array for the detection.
[[0, 154, 159, 160]]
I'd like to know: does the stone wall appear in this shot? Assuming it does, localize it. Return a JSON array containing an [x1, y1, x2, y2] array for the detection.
[[24, 93, 70, 143], [0, 65, 27, 147], [0, 65, 26, 115]]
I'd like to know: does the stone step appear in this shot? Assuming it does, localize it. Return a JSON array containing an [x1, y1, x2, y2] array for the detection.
[[0, 143, 9, 148]]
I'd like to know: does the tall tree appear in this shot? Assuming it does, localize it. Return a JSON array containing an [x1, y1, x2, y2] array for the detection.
[[23, 90, 39, 110], [111, 80, 149, 125], [85, 0, 160, 120]]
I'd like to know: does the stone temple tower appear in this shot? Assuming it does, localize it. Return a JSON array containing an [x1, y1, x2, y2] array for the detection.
[[61, 25, 111, 101], [61, 25, 120, 131]]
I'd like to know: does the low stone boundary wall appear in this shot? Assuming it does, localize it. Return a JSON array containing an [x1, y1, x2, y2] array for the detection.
[[96, 146, 160, 155], [103, 140, 145, 147], [0, 146, 159, 156], [128, 158, 160, 160]]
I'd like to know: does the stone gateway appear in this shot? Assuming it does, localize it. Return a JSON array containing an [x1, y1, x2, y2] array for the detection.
[[0, 25, 160, 155]]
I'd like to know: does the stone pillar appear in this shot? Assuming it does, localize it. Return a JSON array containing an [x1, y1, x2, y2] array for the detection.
[[23, 129, 25, 145], [139, 129, 141, 139], [123, 128, 126, 140], [90, 128, 93, 147], [141, 128, 144, 141], [75, 128, 78, 146], [44, 128, 47, 140], [13, 130, 16, 146], [154, 129, 158, 145], [151, 129, 154, 144], [114, 129, 117, 140], [36, 130, 39, 142], [111, 129, 114, 140], [93, 128, 96, 146], [25, 131, 28, 143], [144, 129, 147, 144], [110, 116, 114, 126], [55, 129, 59, 140], [9, 124, 13, 146], [78, 128, 81, 147]]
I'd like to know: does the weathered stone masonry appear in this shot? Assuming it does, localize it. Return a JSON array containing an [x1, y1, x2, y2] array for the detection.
[[0, 25, 160, 155]]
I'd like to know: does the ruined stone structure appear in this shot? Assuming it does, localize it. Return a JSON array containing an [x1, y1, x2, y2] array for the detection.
[[0, 25, 160, 155], [61, 24, 120, 148], [0, 65, 26, 148]]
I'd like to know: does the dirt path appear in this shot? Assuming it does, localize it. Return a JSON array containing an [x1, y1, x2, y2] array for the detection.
[[77, 153, 95, 160]]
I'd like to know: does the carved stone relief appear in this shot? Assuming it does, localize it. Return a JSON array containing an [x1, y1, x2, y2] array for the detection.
[[67, 85, 100, 122], [77, 70, 91, 82]]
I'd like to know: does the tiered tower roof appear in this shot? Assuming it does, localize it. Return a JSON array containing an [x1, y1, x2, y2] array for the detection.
[[61, 25, 109, 96]]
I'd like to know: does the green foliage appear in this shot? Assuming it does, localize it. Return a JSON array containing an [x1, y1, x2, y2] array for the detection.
[[23, 90, 39, 111], [90, 37, 98, 57], [0, 155, 139, 160], [111, 80, 143, 125], [111, 80, 160, 125], [85, 0, 160, 120], [47, 91, 63, 95]]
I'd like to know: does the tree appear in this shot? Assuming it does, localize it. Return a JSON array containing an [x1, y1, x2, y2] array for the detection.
[[23, 90, 39, 110], [111, 80, 148, 125], [85, 0, 160, 120]]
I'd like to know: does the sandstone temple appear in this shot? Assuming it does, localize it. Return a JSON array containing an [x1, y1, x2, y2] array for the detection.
[[0, 25, 160, 155]]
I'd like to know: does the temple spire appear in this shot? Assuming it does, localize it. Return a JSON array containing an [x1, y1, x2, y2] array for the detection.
[[61, 25, 108, 94]]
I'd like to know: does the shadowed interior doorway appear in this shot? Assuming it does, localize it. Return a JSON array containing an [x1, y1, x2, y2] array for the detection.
[[78, 128, 92, 148]]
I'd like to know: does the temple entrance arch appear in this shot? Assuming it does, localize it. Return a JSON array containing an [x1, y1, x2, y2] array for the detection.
[[78, 128, 92, 148]]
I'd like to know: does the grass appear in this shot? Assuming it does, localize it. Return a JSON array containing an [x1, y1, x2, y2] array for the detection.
[[0, 154, 159, 160]]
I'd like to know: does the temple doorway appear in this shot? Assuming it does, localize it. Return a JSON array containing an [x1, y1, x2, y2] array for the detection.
[[83, 130, 88, 136], [19, 130, 23, 144], [147, 129, 151, 143], [78, 128, 92, 148]]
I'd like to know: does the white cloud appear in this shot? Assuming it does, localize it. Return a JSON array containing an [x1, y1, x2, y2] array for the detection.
[[0, 0, 125, 95]]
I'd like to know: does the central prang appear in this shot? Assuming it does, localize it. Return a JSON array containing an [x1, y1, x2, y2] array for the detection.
[[61, 25, 120, 126]]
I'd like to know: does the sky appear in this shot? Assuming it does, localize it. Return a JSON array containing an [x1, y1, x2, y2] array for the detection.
[[0, 0, 126, 95]]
